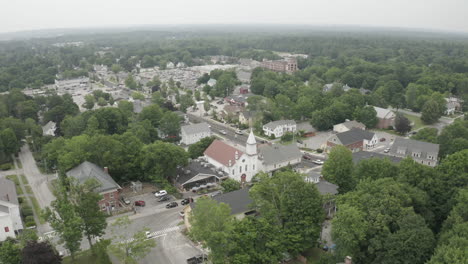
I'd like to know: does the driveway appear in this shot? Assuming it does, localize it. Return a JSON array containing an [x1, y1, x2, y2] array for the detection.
[[18, 144, 55, 210], [298, 131, 333, 150]]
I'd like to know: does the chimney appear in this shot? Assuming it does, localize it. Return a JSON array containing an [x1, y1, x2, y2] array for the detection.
[[228, 160, 232, 167], [345, 256, 352, 264], [235, 151, 239, 160], [104, 167, 109, 174]]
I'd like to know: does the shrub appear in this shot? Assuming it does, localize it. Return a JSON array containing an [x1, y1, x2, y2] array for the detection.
[[21, 207, 33, 217], [25, 216, 35, 223], [316, 149, 324, 153], [25, 221, 36, 227], [0, 163, 12, 170], [18, 197, 23, 204]]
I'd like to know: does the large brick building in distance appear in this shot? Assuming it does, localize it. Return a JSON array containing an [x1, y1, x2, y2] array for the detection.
[[260, 57, 298, 73]]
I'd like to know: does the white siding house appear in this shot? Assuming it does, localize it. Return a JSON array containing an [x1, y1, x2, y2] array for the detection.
[[263, 120, 296, 138], [180, 123, 211, 145], [0, 178, 23, 241]]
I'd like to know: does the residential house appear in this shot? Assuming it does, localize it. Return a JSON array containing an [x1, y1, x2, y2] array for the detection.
[[373, 106, 396, 129], [239, 111, 260, 127], [333, 120, 366, 133], [180, 123, 211, 145], [258, 144, 302, 173], [323, 83, 352, 93], [327, 128, 378, 152], [445, 97, 462, 115], [388, 138, 439, 167], [204, 131, 258, 182], [207, 78, 217, 87], [42, 121, 56, 136], [303, 171, 338, 218], [220, 105, 245, 122], [263, 120, 297, 138], [185, 188, 255, 229], [66, 161, 122, 213], [0, 178, 23, 242], [352, 151, 403, 164]]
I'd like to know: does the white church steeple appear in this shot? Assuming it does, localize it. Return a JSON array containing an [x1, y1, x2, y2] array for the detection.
[[246, 129, 257, 156]]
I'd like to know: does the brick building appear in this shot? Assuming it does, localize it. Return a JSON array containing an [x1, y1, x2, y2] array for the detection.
[[260, 57, 298, 73], [66, 161, 121, 214]]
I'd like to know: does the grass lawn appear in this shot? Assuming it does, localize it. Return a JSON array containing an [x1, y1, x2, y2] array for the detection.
[[25, 185, 33, 195], [20, 174, 28, 184], [29, 196, 45, 224], [16, 158, 22, 169], [402, 113, 424, 130]]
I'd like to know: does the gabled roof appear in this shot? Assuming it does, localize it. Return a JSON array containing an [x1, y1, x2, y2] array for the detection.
[[0, 178, 18, 205], [263, 120, 296, 130], [373, 106, 395, 119], [316, 180, 338, 195], [213, 188, 253, 215], [66, 161, 121, 193], [259, 144, 302, 166], [352, 151, 403, 164], [204, 140, 243, 167], [181, 122, 210, 135], [335, 128, 375, 145], [338, 120, 366, 130], [42, 121, 56, 134], [389, 138, 440, 157], [297, 122, 316, 133]]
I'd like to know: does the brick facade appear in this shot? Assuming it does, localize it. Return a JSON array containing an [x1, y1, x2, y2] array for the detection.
[[376, 117, 395, 129], [327, 141, 364, 152], [98, 190, 120, 213]]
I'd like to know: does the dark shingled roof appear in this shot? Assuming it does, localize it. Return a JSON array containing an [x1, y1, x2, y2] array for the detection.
[[352, 151, 403, 164], [66, 161, 121, 193], [316, 180, 338, 195], [336, 128, 375, 145], [213, 188, 253, 215]]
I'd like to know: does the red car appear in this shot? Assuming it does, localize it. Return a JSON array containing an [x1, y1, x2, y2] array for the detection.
[[380, 138, 386, 142], [134, 200, 146, 207]]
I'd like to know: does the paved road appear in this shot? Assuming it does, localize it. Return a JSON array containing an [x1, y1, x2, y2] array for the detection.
[[18, 144, 56, 211]]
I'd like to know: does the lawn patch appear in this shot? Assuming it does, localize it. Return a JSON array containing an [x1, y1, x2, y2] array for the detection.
[[20, 174, 28, 184], [29, 196, 45, 224], [402, 113, 424, 130]]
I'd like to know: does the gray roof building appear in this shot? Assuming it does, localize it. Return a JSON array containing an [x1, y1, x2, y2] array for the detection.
[[263, 120, 296, 130], [213, 188, 254, 215], [389, 138, 439, 167], [0, 178, 18, 205], [296, 122, 317, 133], [259, 144, 302, 166], [66, 161, 121, 193], [335, 128, 375, 145], [352, 151, 403, 164], [181, 123, 211, 136], [316, 180, 338, 195]]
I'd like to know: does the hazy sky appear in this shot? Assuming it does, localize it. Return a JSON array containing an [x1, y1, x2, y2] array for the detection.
[[1, 0, 467, 33]]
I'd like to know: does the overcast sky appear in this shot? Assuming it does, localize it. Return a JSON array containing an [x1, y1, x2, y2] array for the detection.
[[1, 0, 467, 33]]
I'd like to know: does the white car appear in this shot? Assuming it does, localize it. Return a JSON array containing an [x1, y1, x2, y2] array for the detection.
[[154, 190, 167, 197], [219, 130, 227, 135], [384, 148, 390, 153], [313, 159, 324, 165], [235, 129, 243, 135]]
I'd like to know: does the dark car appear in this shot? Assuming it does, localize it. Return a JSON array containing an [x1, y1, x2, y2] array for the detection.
[[158, 196, 170, 202], [134, 200, 146, 207], [166, 202, 178, 209], [187, 254, 208, 264], [303, 154, 312, 160], [380, 138, 386, 142], [181, 198, 194, 205]]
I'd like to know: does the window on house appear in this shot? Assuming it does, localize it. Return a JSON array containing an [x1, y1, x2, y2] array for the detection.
[[101, 204, 106, 210], [4, 227, 9, 232], [253, 165, 255, 170], [239, 167, 242, 173], [110, 193, 114, 199], [232, 170, 235, 175], [245, 165, 248, 171]]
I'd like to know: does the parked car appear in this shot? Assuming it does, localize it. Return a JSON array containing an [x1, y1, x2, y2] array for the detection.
[[179, 211, 185, 218], [216, 101, 224, 105], [384, 148, 390, 153], [134, 200, 146, 207], [210, 191, 222, 197], [235, 129, 243, 135], [219, 130, 227, 135], [121, 196, 131, 205], [380, 138, 386, 142], [181, 198, 194, 205], [302, 154, 312, 160], [154, 190, 167, 197], [158, 196, 170, 202], [313, 159, 324, 165], [166, 202, 178, 209], [145, 231, 153, 239]]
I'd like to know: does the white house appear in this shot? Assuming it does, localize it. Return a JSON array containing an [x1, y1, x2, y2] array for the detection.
[[0, 178, 23, 241], [204, 131, 258, 182], [445, 97, 462, 115], [263, 120, 297, 138], [258, 143, 302, 173], [207, 78, 217, 87], [388, 138, 439, 167], [180, 123, 211, 145], [42, 121, 56, 136]]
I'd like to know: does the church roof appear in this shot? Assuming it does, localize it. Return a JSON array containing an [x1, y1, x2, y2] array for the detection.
[[204, 140, 243, 167]]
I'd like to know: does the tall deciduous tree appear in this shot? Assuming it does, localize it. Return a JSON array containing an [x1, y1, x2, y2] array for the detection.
[[322, 145, 355, 193], [21, 241, 62, 264], [421, 99, 442, 124], [187, 136, 216, 159], [250, 171, 324, 256], [220, 178, 241, 193], [0, 239, 21, 264], [108, 216, 156, 264], [394, 113, 412, 134], [140, 141, 188, 182], [353, 106, 378, 128], [84, 94, 95, 110]]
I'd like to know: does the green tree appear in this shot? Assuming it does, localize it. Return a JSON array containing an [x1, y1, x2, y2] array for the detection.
[[250, 171, 325, 256], [437, 120, 468, 157], [131, 92, 145, 100], [0, 128, 20, 155], [61, 115, 86, 138], [187, 136, 216, 159], [332, 205, 368, 258], [141, 141, 188, 182], [43, 184, 83, 261], [0, 239, 21, 264], [108, 216, 156, 264], [159, 111, 181, 139], [394, 113, 412, 134], [353, 157, 398, 181], [124, 75, 137, 90], [411, 127, 438, 143], [190, 196, 234, 263], [97, 97, 107, 107], [69, 178, 108, 250], [21, 241, 62, 264], [151, 91, 165, 107], [111, 64, 122, 74], [139, 104, 163, 127], [84, 94, 95, 110], [179, 94, 195, 113], [421, 99, 442, 124], [220, 178, 241, 193], [117, 100, 134, 118], [353, 106, 378, 128], [322, 146, 355, 193]]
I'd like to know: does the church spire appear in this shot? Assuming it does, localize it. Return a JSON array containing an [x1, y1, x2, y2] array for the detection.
[[246, 129, 257, 156]]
